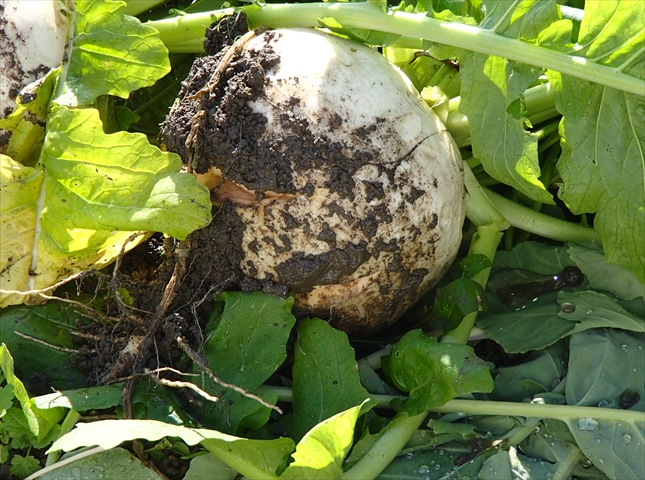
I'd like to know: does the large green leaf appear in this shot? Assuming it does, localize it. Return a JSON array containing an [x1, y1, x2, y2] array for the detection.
[[388, 330, 493, 414], [459, 52, 552, 204], [558, 291, 645, 334], [565, 329, 645, 478], [281, 404, 363, 479], [491, 342, 567, 402], [477, 293, 576, 354], [199, 292, 295, 434], [0, 302, 90, 391], [571, 0, 645, 78], [40, 448, 164, 480], [0, 345, 65, 441], [0, 107, 211, 307], [57, 0, 171, 105], [47, 419, 296, 480], [280, 318, 372, 441], [457, 0, 568, 204], [553, 83, 645, 282], [568, 243, 645, 301]]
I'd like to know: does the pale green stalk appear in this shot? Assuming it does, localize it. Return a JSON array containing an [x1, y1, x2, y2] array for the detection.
[[147, 3, 644, 96]]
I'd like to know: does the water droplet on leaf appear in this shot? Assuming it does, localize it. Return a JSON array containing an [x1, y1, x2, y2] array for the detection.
[[577, 417, 599, 430]]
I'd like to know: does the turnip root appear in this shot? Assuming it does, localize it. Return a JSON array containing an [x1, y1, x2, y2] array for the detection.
[[0, 0, 67, 117], [160, 26, 464, 335]]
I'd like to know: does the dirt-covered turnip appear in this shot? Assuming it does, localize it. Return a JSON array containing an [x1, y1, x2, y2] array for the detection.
[[0, 0, 67, 118], [160, 25, 464, 336]]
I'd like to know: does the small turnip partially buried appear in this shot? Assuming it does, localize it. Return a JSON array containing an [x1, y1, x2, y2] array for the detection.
[[159, 26, 464, 336]]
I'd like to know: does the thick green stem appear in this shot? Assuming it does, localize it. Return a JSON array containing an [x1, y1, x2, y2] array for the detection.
[[483, 187, 602, 244], [440, 224, 503, 344], [463, 161, 509, 229], [147, 3, 644, 96], [45, 409, 82, 467], [341, 411, 427, 480], [553, 445, 584, 480]]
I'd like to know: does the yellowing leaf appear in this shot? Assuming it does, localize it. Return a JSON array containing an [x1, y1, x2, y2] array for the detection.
[[0, 107, 211, 307]]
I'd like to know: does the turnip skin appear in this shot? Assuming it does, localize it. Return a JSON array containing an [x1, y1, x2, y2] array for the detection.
[[162, 28, 464, 335], [0, 0, 67, 117]]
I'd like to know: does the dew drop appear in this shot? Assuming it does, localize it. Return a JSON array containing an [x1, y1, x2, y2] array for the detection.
[[418, 465, 430, 474], [623, 434, 632, 444], [550, 441, 556, 447], [621, 344, 629, 351], [579, 458, 594, 469], [546, 473, 554, 480], [434, 464, 441, 470], [598, 458, 605, 465], [534, 426, 540, 433], [439, 449, 444, 455], [586, 309, 593, 315], [405, 452, 414, 459], [638, 345, 643, 351], [560, 302, 575, 313], [597, 399, 613, 408], [577, 417, 599, 430]]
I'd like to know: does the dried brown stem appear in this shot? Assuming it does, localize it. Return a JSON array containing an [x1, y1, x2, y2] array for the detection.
[[176, 336, 283, 415]]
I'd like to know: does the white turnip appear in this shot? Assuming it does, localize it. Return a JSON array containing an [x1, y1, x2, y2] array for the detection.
[[0, 0, 67, 118], [160, 27, 464, 335]]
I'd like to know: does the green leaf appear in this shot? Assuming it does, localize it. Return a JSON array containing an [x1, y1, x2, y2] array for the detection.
[[566, 415, 644, 480], [0, 384, 14, 417], [0, 344, 65, 441], [281, 404, 364, 479], [379, 444, 483, 479], [318, 17, 401, 46], [568, 243, 645, 301], [434, 277, 487, 328], [491, 241, 575, 276], [47, 419, 295, 480], [491, 342, 567, 402], [34, 385, 124, 412], [10, 454, 41, 479], [476, 0, 551, 35], [280, 318, 372, 441], [554, 84, 645, 282], [42, 106, 211, 239], [558, 291, 645, 334], [57, 0, 171, 105], [566, 329, 644, 410], [477, 293, 576, 353], [0, 302, 91, 391], [200, 292, 295, 433], [2, 407, 33, 449], [574, 0, 645, 78], [388, 330, 493, 414], [0, 106, 211, 307], [479, 448, 557, 480], [459, 52, 553, 203], [460, 253, 493, 279], [40, 447, 164, 480], [184, 454, 238, 480]]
